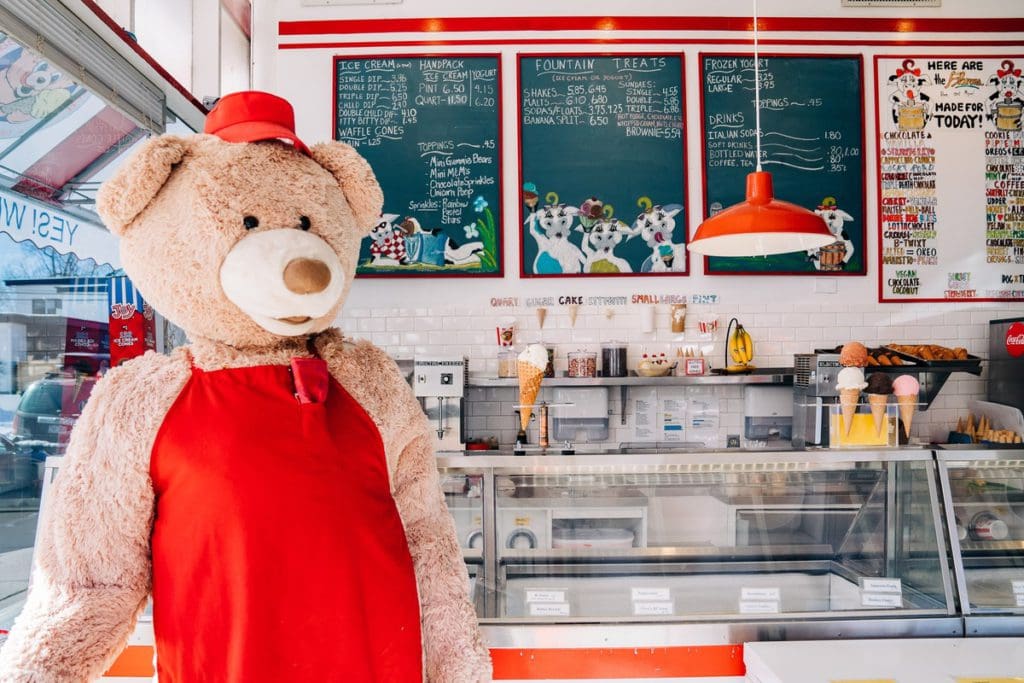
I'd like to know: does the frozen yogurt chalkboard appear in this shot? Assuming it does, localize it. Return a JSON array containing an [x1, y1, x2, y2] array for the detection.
[[701, 54, 865, 275], [876, 55, 1024, 302], [518, 54, 686, 277], [334, 55, 501, 276]]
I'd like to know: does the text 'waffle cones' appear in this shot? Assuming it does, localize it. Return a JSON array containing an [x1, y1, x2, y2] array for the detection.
[[517, 361, 544, 430]]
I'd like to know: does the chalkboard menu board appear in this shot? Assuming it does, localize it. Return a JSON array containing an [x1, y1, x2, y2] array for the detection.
[[518, 54, 686, 277], [701, 54, 865, 275], [876, 55, 1024, 302], [334, 55, 501, 277]]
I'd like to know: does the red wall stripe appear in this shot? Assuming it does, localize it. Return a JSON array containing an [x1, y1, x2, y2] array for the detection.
[[490, 645, 745, 679], [279, 38, 1024, 50], [279, 16, 1024, 37], [102, 645, 744, 678]]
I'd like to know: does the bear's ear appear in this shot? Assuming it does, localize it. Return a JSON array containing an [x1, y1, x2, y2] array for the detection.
[[96, 135, 191, 235], [309, 141, 383, 236]]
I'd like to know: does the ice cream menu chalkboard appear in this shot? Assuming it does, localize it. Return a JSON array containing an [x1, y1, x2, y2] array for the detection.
[[701, 54, 865, 275], [334, 55, 501, 277], [877, 55, 1024, 302], [518, 54, 686, 277]]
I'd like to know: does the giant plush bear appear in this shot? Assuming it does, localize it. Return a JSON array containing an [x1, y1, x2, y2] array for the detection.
[[0, 91, 491, 682]]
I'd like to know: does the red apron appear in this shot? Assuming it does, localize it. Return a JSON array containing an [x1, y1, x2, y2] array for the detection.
[[149, 359, 423, 682]]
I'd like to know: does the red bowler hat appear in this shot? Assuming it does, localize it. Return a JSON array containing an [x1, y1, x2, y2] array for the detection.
[[204, 91, 310, 156]]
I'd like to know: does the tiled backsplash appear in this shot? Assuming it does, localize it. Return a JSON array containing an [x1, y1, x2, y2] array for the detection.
[[339, 302, 1024, 447]]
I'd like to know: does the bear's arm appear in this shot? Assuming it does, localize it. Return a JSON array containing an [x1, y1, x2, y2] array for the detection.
[[316, 332, 492, 683], [0, 351, 191, 682]]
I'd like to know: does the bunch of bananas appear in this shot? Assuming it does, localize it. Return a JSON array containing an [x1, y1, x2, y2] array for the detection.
[[727, 321, 755, 372]]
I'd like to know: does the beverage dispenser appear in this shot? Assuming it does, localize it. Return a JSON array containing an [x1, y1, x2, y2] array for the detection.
[[791, 352, 841, 447], [413, 355, 467, 453]]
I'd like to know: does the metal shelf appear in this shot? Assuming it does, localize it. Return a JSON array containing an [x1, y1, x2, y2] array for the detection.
[[469, 370, 793, 388]]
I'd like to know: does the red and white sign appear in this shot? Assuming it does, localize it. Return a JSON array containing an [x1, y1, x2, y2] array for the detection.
[[108, 276, 156, 366], [1006, 322, 1024, 358]]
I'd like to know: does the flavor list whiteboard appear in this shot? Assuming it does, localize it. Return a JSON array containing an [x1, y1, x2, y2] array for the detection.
[[334, 55, 502, 277], [518, 54, 686, 277], [877, 55, 1024, 302], [701, 54, 866, 275]]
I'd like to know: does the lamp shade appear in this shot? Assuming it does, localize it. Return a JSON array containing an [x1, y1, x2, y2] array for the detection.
[[689, 171, 835, 257]]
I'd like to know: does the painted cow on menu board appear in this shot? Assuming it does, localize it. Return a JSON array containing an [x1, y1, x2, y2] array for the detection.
[[528, 203, 584, 274]]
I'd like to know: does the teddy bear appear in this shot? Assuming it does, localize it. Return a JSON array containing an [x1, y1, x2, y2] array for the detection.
[[0, 91, 492, 682]]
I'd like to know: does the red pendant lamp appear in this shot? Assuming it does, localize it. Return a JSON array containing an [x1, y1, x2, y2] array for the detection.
[[688, 1, 834, 258]]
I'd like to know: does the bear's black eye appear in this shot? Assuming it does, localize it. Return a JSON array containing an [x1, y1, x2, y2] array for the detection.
[[243, 215, 259, 230], [299, 215, 311, 231]]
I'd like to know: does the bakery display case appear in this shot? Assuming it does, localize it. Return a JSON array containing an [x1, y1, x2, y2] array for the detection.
[[440, 449, 963, 642], [936, 447, 1024, 636]]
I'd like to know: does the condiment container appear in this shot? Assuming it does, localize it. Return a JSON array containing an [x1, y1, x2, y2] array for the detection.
[[601, 341, 628, 377], [497, 348, 517, 378], [567, 350, 597, 378]]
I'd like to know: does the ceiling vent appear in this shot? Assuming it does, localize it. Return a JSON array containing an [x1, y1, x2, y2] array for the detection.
[[842, 0, 940, 5]]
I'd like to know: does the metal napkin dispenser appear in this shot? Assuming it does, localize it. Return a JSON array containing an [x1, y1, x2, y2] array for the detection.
[[744, 386, 793, 441], [413, 355, 467, 452]]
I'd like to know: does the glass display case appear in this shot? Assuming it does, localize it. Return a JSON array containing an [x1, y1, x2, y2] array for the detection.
[[440, 449, 963, 644], [937, 447, 1024, 636]]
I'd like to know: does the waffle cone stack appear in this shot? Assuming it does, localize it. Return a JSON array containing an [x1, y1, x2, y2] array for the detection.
[[839, 388, 861, 436], [897, 394, 916, 438], [867, 394, 888, 436], [518, 361, 545, 430]]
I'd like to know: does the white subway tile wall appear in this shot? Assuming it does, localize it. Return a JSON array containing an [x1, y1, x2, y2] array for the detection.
[[340, 303, 1024, 448]]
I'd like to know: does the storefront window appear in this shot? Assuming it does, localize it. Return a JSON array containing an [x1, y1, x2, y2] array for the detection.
[[0, 31, 193, 631]]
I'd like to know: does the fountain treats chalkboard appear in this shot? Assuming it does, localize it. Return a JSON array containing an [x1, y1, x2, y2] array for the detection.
[[877, 55, 1024, 302], [701, 54, 865, 275], [334, 56, 501, 276], [519, 54, 686, 277]]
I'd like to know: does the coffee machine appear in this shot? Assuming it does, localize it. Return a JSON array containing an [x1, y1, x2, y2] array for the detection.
[[792, 352, 841, 447], [413, 355, 468, 453]]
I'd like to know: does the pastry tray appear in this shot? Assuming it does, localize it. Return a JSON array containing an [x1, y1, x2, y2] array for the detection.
[[813, 347, 922, 369], [882, 345, 983, 373]]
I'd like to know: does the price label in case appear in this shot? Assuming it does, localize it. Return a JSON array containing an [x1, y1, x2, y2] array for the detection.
[[860, 578, 902, 594], [1011, 580, 1024, 595], [741, 586, 781, 601], [861, 592, 903, 608], [632, 601, 674, 616], [631, 587, 671, 602], [1015, 593, 1024, 608], [526, 589, 566, 603], [739, 600, 780, 614], [529, 602, 570, 617]]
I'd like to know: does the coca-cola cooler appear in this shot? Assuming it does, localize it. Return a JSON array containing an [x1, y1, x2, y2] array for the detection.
[[988, 316, 1024, 411]]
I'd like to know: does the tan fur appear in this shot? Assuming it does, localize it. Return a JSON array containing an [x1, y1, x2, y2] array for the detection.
[[0, 350, 192, 681], [1, 130, 489, 682], [96, 136, 380, 349], [309, 141, 384, 235]]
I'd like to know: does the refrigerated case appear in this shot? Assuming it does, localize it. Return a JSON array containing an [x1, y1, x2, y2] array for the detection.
[[937, 447, 1024, 636], [441, 449, 965, 644]]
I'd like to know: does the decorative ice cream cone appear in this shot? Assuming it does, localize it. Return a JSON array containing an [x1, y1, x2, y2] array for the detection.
[[868, 394, 888, 436], [839, 388, 861, 436], [898, 394, 916, 438], [567, 304, 580, 327], [517, 344, 549, 431], [517, 362, 544, 430]]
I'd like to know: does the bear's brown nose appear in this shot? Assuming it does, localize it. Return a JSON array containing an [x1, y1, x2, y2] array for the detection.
[[283, 258, 331, 294]]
